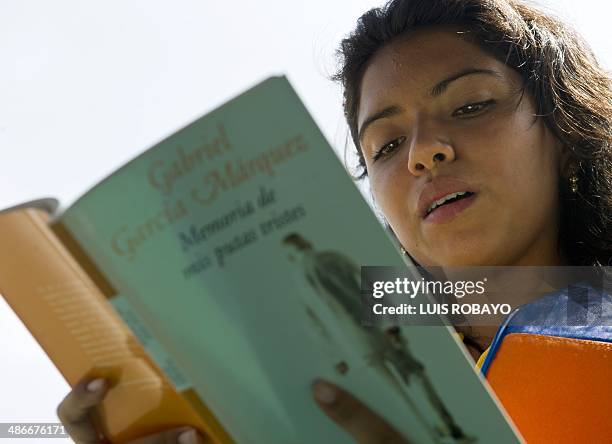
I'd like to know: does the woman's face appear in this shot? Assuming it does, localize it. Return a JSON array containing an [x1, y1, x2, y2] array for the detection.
[[357, 29, 566, 267]]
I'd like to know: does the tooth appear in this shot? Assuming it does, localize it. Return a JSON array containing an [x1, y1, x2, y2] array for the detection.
[[427, 191, 468, 214]]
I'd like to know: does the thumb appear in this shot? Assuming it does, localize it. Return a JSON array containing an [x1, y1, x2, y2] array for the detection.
[[312, 379, 410, 444], [57, 378, 110, 443]]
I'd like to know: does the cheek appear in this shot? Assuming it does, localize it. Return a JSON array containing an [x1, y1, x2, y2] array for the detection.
[[369, 162, 409, 223], [369, 162, 427, 259], [469, 116, 562, 238], [515, 151, 560, 219]]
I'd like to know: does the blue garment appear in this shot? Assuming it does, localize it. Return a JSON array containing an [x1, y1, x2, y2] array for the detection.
[[480, 281, 612, 375]]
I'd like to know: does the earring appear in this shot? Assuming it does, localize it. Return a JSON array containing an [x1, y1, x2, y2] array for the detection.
[[400, 246, 408, 256], [569, 174, 579, 193]]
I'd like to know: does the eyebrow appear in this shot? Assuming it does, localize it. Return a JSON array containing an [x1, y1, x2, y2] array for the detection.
[[429, 68, 501, 96], [357, 68, 502, 142], [358, 105, 403, 143]]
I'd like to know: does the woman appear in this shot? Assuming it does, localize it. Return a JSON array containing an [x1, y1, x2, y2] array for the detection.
[[57, 0, 611, 442]]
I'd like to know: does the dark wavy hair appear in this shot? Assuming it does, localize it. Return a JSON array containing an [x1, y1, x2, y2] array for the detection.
[[334, 0, 612, 267]]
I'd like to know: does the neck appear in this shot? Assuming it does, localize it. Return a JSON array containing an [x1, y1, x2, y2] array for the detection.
[[440, 252, 576, 363]]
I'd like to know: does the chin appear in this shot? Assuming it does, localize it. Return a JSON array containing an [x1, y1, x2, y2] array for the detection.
[[423, 246, 498, 267], [440, 256, 488, 267], [422, 225, 504, 266]]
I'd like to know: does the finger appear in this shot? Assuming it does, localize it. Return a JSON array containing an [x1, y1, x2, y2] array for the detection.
[[312, 379, 410, 444], [127, 427, 208, 444], [56, 378, 109, 444]]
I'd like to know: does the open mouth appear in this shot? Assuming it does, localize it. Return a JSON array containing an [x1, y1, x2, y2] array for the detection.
[[425, 191, 475, 219]]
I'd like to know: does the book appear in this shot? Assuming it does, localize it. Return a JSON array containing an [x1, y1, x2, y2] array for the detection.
[[0, 76, 521, 443]]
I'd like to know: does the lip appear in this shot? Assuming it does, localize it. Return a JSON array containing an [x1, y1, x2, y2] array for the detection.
[[417, 177, 479, 220]]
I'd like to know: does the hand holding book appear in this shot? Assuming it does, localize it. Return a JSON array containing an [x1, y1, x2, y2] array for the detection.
[[57, 377, 206, 444], [312, 379, 410, 444], [56, 377, 411, 444]]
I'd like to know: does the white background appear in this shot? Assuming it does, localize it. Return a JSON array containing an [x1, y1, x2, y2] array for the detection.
[[0, 0, 609, 442]]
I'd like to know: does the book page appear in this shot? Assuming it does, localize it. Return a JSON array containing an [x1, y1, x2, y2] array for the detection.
[[59, 76, 521, 443]]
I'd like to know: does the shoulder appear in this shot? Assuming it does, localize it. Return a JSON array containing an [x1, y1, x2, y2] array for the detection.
[[480, 281, 612, 375], [506, 281, 612, 342]]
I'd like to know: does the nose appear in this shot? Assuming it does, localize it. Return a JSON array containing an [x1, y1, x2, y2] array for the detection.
[[407, 121, 455, 175]]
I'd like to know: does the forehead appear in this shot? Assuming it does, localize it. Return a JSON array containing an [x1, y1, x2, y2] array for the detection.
[[358, 29, 511, 123]]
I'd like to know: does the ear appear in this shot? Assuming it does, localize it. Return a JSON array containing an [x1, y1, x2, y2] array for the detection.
[[558, 144, 575, 179]]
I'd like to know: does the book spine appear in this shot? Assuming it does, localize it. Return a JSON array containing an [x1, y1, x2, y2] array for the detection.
[[0, 207, 233, 443]]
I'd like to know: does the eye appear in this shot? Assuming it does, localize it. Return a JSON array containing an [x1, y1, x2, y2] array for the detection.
[[372, 136, 406, 161], [452, 99, 496, 117]]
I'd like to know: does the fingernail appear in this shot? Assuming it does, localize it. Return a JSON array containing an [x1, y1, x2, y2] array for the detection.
[[86, 378, 105, 392], [313, 380, 337, 404], [177, 428, 197, 444]]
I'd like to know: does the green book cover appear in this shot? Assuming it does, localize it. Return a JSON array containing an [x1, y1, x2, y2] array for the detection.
[[59, 76, 520, 443]]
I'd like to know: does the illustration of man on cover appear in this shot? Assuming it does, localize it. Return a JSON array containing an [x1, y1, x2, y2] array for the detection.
[[281, 233, 474, 443]]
